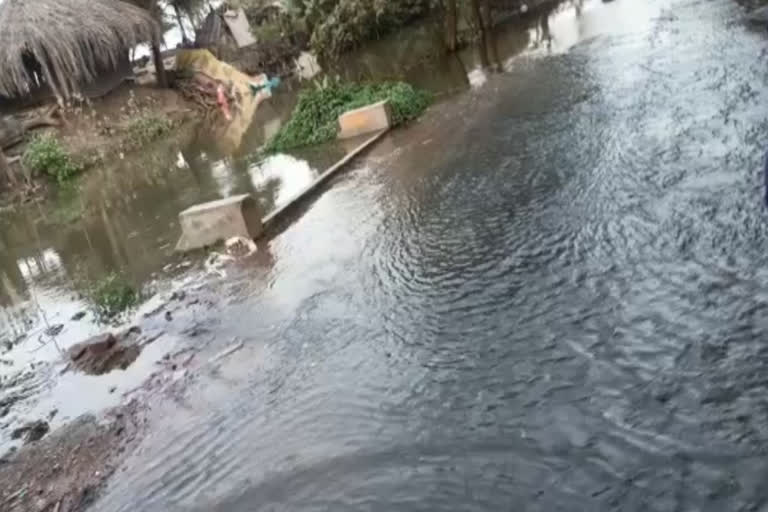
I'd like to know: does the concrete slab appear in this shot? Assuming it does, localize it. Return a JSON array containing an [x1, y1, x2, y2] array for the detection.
[[176, 194, 263, 252], [338, 100, 392, 139]]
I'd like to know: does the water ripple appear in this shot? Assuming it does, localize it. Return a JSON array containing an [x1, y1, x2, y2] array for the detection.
[[98, 0, 768, 510]]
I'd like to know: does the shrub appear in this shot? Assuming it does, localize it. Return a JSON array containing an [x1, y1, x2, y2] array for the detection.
[[22, 135, 82, 184], [307, 0, 430, 58], [90, 273, 138, 322], [265, 81, 430, 152], [124, 116, 174, 146]]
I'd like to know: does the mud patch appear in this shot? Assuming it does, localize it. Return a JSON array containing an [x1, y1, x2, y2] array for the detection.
[[10, 420, 50, 444], [66, 331, 142, 376], [0, 404, 141, 512]]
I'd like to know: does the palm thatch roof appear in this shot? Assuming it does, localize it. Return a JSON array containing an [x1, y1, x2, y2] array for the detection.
[[0, 0, 160, 99]]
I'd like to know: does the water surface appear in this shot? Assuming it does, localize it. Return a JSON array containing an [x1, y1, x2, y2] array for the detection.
[[7, 0, 768, 509]]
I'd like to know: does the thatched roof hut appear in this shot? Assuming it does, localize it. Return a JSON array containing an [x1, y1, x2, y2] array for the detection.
[[0, 0, 160, 100]]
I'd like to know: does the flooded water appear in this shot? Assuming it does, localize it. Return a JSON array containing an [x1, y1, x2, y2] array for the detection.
[[9, 0, 768, 508], [0, 0, 571, 360]]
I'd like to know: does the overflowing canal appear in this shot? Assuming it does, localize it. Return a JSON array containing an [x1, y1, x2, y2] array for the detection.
[[4, 0, 768, 509]]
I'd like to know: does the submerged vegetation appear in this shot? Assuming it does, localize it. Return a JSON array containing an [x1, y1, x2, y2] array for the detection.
[[22, 135, 82, 184], [89, 273, 139, 322], [265, 81, 431, 152]]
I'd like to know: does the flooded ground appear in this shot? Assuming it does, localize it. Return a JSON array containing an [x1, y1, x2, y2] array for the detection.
[[5, 0, 768, 509], [0, 0, 573, 368]]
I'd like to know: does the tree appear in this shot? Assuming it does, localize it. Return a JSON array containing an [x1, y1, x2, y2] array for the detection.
[[444, 0, 458, 52], [149, 0, 168, 87], [127, 0, 167, 87], [0, 149, 11, 187], [128, 0, 205, 88], [166, 0, 207, 43], [172, 3, 189, 43], [440, 0, 499, 69]]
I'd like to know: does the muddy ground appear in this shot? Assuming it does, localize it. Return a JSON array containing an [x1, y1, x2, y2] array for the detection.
[[0, 250, 263, 512], [0, 85, 198, 207], [5, 1, 764, 509], [56, 86, 195, 167], [0, 404, 143, 512]]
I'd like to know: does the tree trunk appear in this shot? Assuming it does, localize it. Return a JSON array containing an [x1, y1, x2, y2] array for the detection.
[[481, 0, 500, 71], [540, 13, 552, 49], [152, 39, 168, 88], [173, 5, 189, 44], [471, 0, 489, 68], [0, 148, 15, 188], [445, 0, 458, 52], [479, 0, 492, 28], [483, 30, 500, 71], [150, 0, 168, 88]]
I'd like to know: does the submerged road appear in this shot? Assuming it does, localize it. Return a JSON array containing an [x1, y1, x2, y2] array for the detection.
[[100, 0, 768, 510]]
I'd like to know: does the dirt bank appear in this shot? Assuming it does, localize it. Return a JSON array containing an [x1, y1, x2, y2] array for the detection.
[[0, 84, 198, 206], [0, 249, 263, 511], [57, 86, 195, 169], [0, 404, 143, 512]]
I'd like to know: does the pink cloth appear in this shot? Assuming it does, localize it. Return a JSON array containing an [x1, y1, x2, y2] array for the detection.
[[216, 84, 232, 121]]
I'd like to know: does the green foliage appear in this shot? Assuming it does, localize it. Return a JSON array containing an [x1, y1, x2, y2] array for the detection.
[[306, 0, 430, 58], [252, 21, 284, 42], [90, 273, 138, 322], [124, 116, 175, 146], [265, 81, 430, 152], [22, 135, 82, 184], [239, 0, 435, 57]]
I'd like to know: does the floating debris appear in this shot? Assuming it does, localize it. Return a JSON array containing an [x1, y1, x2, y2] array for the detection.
[[225, 236, 257, 258], [210, 339, 245, 364]]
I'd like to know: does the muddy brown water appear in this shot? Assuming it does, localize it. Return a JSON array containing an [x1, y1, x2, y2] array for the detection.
[[0, 0, 564, 368], [5, 0, 768, 509]]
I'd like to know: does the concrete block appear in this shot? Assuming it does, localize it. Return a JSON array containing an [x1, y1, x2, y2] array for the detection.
[[176, 194, 263, 252], [338, 100, 392, 139]]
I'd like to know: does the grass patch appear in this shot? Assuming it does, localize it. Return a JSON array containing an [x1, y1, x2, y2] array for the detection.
[[124, 116, 175, 147], [265, 81, 431, 152], [89, 273, 138, 322], [22, 135, 82, 184]]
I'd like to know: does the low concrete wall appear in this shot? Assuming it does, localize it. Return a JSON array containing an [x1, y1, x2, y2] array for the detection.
[[176, 104, 392, 252], [176, 194, 263, 251], [338, 100, 392, 139], [262, 129, 388, 230]]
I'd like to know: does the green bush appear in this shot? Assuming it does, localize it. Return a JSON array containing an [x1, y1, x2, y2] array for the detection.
[[22, 135, 82, 184], [306, 0, 430, 58], [90, 273, 138, 322], [265, 81, 430, 152]]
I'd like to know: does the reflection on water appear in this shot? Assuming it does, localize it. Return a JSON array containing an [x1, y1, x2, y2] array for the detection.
[[0, 130, 344, 350], [526, 0, 658, 56], [250, 154, 318, 212], [322, 0, 632, 94], [0, 0, 600, 349], [97, 0, 768, 508]]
